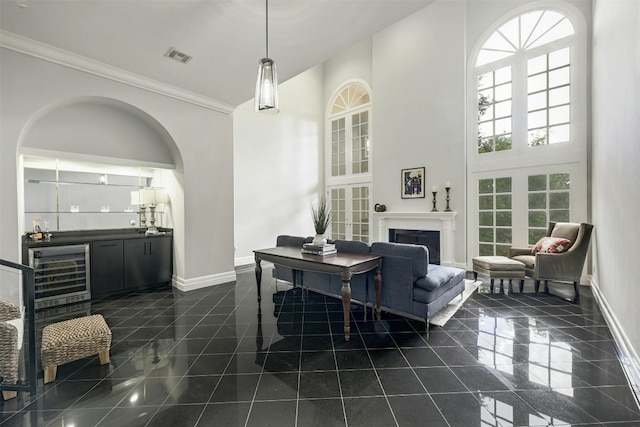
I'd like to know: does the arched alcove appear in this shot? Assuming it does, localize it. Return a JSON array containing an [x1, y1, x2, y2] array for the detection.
[[19, 96, 182, 169], [17, 95, 185, 238]]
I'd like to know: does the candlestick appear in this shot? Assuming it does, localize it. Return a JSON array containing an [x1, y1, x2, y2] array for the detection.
[[444, 186, 452, 212], [431, 191, 438, 212]]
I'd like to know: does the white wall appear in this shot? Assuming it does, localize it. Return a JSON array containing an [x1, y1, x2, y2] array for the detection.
[[323, 38, 373, 106], [233, 65, 325, 266], [372, 0, 467, 264], [592, 0, 640, 369], [0, 47, 235, 292]]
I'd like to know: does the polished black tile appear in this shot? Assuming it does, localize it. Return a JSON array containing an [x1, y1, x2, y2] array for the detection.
[[451, 365, 512, 392], [433, 345, 480, 366], [568, 386, 640, 423], [301, 334, 334, 351], [338, 369, 384, 397], [432, 392, 499, 426], [376, 368, 425, 395], [401, 347, 445, 367], [368, 348, 409, 369], [46, 407, 112, 427], [196, 402, 250, 427], [387, 394, 448, 427], [299, 371, 341, 398], [3, 267, 638, 427], [301, 350, 336, 371], [475, 390, 544, 426], [223, 352, 264, 374], [254, 372, 298, 400], [246, 400, 297, 427], [414, 366, 468, 393], [343, 396, 396, 426], [335, 349, 373, 370], [263, 351, 299, 372], [202, 337, 240, 354], [187, 353, 233, 375], [209, 374, 260, 403], [297, 398, 346, 427], [515, 389, 599, 424], [165, 376, 219, 404], [146, 403, 205, 427], [96, 406, 156, 427]]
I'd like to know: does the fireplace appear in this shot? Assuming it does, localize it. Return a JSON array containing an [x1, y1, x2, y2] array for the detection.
[[389, 229, 440, 265], [374, 211, 457, 266]]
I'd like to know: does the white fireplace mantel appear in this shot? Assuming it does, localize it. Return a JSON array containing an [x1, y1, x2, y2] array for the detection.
[[374, 211, 457, 266]]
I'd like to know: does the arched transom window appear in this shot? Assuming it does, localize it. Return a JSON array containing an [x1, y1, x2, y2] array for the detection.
[[330, 83, 370, 115], [477, 10, 575, 66], [476, 10, 575, 153]]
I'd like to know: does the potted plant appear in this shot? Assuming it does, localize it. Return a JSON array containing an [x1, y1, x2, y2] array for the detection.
[[311, 197, 332, 245]]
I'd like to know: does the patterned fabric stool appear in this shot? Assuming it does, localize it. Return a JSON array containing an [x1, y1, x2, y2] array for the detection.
[[472, 256, 525, 294], [41, 314, 111, 384]]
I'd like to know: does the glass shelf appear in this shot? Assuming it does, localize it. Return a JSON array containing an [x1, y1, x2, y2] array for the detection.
[[25, 211, 160, 214], [26, 179, 143, 189], [24, 165, 165, 232]]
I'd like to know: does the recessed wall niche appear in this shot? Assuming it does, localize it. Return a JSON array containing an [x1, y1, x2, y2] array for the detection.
[[23, 157, 167, 232]]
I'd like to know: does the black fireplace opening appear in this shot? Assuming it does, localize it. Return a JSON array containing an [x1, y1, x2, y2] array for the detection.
[[389, 229, 440, 265]]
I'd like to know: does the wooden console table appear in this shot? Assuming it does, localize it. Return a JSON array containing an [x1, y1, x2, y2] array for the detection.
[[253, 246, 382, 341]]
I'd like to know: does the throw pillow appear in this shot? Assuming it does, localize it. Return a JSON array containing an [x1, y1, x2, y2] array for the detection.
[[531, 236, 572, 255]]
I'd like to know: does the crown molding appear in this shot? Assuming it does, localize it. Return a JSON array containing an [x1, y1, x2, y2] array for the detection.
[[0, 30, 235, 115]]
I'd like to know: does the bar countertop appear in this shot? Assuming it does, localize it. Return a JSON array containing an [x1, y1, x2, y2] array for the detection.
[[22, 227, 173, 248]]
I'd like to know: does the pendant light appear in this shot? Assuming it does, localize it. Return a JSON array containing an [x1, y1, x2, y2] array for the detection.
[[254, 0, 279, 113]]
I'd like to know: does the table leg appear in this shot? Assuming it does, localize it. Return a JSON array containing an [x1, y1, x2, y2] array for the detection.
[[254, 254, 262, 302], [374, 263, 382, 320], [340, 271, 353, 341]]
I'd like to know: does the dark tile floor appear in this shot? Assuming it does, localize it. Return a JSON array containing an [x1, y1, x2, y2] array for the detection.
[[2, 267, 639, 426]]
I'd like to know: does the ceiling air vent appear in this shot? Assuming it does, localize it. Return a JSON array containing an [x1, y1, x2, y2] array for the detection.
[[165, 47, 192, 64]]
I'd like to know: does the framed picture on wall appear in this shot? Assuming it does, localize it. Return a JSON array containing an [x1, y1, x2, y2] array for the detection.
[[401, 167, 425, 199]]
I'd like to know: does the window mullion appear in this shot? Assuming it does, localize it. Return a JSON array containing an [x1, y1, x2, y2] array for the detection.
[[511, 53, 529, 152], [345, 116, 353, 176]]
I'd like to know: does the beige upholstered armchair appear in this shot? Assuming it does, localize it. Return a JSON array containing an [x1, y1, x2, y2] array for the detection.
[[0, 300, 22, 400], [508, 221, 593, 303]]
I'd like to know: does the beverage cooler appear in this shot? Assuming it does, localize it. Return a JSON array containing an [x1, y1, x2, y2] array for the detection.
[[27, 244, 91, 310]]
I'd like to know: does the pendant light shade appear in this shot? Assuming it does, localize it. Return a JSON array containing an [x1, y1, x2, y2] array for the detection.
[[255, 57, 279, 113], [255, 0, 279, 113]]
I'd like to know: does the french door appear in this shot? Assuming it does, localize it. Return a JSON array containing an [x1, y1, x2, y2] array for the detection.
[[328, 184, 371, 243]]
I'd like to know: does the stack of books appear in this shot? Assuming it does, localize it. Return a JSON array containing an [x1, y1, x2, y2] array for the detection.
[[301, 242, 337, 255]]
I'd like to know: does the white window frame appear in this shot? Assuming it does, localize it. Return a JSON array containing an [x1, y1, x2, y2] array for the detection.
[[466, 4, 588, 263], [326, 80, 373, 241]]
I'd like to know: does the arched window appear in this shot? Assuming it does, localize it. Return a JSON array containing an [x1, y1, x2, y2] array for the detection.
[[476, 10, 575, 153], [468, 6, 587, 258], [326, 82, 372, 242]]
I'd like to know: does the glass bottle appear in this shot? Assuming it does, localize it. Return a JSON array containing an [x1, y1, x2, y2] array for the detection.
[[33, 217, 43, 240], [44, 220, 52, 241]]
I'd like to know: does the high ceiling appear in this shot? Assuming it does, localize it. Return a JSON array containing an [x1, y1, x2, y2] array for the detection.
[[0, 0, 433, 108]]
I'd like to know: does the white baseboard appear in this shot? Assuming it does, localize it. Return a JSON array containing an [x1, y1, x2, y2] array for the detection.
[[452, 261, 468, 270], [234, 255, 255, 267], [172, 270, 237, 292], [590, 277, 640, 406]]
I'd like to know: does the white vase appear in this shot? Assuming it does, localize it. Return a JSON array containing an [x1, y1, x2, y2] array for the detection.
[[312, 234, 327, 245]]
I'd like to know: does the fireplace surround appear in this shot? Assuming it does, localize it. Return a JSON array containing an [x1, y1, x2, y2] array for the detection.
[[374, 212, 457, 266], [389, 229, 440, 265]]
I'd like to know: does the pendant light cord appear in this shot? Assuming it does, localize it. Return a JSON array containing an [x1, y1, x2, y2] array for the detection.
[[265, 0, 269, 58]]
